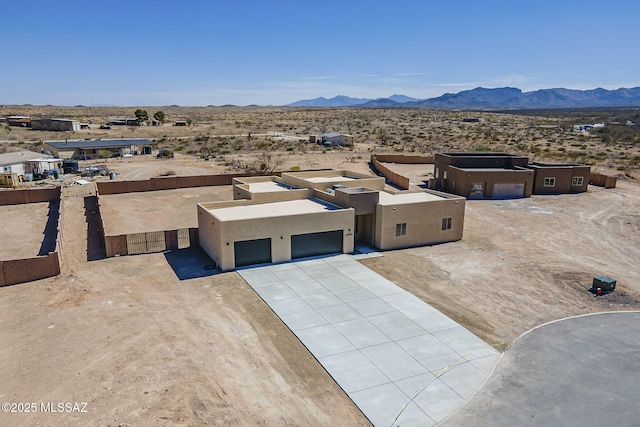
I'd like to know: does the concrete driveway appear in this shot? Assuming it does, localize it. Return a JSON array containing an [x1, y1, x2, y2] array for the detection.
[[238, 254, 500, 426]]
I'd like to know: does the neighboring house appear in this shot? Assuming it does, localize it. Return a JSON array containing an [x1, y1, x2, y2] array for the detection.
[[199, 169, 465, 270], [435, 152, 533, 199], [527, 162, 590, 194], [42, 138, 153, 160], [108, 118, 140, 126], [319, 132, 354, 146], [572, 123, 605, 132], [31, 118, 81, 131], [0, 151, 42, 176], [7, 116, 31, 127], [434, 152, 591, 199], [0, 151, 62, 181]]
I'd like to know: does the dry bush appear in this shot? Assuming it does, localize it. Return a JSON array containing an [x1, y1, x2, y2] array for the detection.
[[1, 105, 639, 177]]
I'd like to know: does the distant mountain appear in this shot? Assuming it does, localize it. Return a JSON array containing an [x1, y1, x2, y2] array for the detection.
[[411, 87, 640, 109], [360, 98, 403, 107], [286, 87, 640, 109], [286, 95, 372, 107], [388, 94, 420, 103]]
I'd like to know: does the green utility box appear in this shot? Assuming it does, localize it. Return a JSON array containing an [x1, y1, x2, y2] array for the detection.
[[592, 276, 616, 292]]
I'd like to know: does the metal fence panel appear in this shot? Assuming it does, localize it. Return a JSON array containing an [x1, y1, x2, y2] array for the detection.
[[126, 233, 148, 255], [145, 231, 166, 253], [177, 228, 191, 249]]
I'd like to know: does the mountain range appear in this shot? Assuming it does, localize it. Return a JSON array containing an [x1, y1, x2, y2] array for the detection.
[[285, 87, 640, 109]]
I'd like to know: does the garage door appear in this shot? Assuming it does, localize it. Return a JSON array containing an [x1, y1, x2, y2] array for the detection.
[[234, 238, 272, 267], [493, 183, 525, 199], [291, 230, 343, 260]]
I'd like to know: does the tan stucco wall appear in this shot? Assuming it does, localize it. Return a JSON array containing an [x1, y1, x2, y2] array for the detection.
[[281, 170, 385, 191], [198, 204, 223, 267], [446, 167, 534, 198], [199, 202, 355, 270], [531, 165, 590, 194], [374, 197, 465, 250]]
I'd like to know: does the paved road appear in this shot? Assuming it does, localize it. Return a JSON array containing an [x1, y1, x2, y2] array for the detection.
[[443, 312, 640, 426]]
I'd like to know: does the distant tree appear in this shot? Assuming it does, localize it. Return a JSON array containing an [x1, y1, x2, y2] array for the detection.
[[153, 111, 165, 123], [134, 109, 149, 123], [98, 149, 113, 159]]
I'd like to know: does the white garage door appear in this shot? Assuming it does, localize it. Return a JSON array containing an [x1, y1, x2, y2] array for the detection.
[[493, 183, 525, 198]]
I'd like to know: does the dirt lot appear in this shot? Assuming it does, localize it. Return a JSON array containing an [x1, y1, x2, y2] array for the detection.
[[1, 155, 639, 426], [361, 175, 640, 348], [0, 202, 50, 259], [100, 186, 233, 235], [1, 179, 370, 427]]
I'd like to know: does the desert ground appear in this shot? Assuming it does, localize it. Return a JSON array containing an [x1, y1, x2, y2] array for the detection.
[[1, 106, 639, 426]]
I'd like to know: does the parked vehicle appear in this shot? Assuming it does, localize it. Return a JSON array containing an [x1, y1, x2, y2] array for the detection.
[[81, 164, 109, 177], [156, 150, 174, 159]]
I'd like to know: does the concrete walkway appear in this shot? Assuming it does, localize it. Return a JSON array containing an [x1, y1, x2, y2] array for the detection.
[[238, 255, 499, 426]]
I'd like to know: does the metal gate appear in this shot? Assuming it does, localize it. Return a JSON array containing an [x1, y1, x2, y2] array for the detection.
[[126, 231, 167, 255], [177, 228, 191, 249]]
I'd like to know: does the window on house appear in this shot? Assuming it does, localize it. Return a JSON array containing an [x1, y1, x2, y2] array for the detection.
[[572, 176, 584, 186], [395, 223, 407, 236], [544, 177, 556, 187], [442, 217, 452, 230], [3, 166, 11, 172]]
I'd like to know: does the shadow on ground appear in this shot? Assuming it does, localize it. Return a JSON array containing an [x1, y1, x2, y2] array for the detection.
[[164, 246, 221, 280], [84, 196, 106, 261], [38, 200, 60, 256]]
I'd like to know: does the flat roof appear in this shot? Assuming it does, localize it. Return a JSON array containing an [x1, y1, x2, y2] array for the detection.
[[33, 118, 79, 123], [453, 167, 532, 172], [440, 152, 521, 157], [209, 198, 345, 221], [377, 191, 445, 205], [528, 162, 586, 168], [45, 139, 152, 149], [248, 181, 293, 192], [305, 175, 358, 183], [0, 150, 43, 166]]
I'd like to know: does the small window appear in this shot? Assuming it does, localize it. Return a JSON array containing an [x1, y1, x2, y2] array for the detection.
[[3, 166, 11, 172], [395, 223, 407, 236], [572, 176, 584, 186], [441, 217, 452, 231], [544, 177, 556, 187]]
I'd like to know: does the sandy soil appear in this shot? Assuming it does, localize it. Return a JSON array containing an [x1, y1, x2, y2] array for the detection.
[[0, 181, 370, 427], [360, 172, 640, 348], [1, 156, 638, 426], [0, 202, 50, 259], [100, 186, 233, 235]]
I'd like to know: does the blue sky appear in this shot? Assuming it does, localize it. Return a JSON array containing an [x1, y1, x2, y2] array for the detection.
[[2, 0, 638, 106]]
